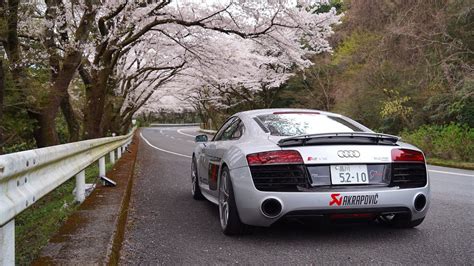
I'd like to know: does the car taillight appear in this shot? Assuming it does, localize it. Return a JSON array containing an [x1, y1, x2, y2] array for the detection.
[[246, 150, 303, 166], [391, 149, 425, 162]]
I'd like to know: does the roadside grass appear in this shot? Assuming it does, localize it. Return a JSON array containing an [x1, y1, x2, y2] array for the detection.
[[400, 124, 473, 170], [15, 161, 113, 265], [427, 158, 474, 171]]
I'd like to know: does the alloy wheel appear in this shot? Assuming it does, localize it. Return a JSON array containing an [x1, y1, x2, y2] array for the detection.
[[219, 171, 230, 229]]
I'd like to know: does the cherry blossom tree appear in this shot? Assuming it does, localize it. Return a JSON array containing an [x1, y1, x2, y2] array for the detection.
[[119, 1, 340, 130], [76, 0, 340, 136], [2, 0, 340, 143], [137, 1, 340, 124], [1, 0, 98, 146]]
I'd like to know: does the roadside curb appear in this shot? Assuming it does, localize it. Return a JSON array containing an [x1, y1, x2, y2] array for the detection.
[[427, 160, 474, 171], [33, 131, 140, 265], [107, 131, 140, 264], [198, 128, 217, 134]]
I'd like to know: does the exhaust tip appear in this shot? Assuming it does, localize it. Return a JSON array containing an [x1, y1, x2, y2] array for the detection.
[[261, 198, 283, 218], [414, 194, 427, 211]]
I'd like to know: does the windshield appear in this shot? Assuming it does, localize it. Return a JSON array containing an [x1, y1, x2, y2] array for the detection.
[[256, 112, 364, 136]]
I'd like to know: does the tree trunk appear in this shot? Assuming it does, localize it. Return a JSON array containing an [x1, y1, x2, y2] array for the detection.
[[110, 110, 123, 135], [30, 110, 60, 147], [33, 51, 83, 147], [60, 94, 80, 142], [83, 67, 111, 139], [100, 96, 122, 136]]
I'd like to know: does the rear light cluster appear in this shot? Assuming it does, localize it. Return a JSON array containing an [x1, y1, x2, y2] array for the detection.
[[247, 150, 307, 191], [391, 149, 425, 162], [390, 149, 427, 188], [246, 150, 303, 166]]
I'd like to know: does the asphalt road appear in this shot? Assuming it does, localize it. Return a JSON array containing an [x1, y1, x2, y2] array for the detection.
[[119, 126, 474, 264]]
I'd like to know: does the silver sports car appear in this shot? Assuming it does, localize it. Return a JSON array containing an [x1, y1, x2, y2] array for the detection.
[[192, 109, 429, 235]]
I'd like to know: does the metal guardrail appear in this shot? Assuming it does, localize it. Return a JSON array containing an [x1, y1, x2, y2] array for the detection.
[[199, 128, 217, 135], [0, 128, 136, 265]]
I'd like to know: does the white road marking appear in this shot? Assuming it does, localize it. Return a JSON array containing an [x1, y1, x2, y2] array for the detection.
[[428, 169, 474, 177], [140, 132, 192, 159], [177, 129, 197, 138]]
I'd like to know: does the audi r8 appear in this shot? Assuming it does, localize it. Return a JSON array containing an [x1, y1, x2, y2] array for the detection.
[[192, 109, 429, 235]]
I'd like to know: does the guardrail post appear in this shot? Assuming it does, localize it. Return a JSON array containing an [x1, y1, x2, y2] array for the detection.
[[117, 146, 122, 159], [75, 170, 86, 203], [0, 219, 15, 266], [99, 157, 106, 177], [109, 150, 115, 164]]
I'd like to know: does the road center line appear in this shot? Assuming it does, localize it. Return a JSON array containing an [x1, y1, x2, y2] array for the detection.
[[177, 129, 197, 138], [428, 169, 474, 177], [140, 132, 192, 159]]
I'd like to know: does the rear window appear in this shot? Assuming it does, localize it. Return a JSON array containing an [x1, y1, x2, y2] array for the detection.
[[256, 113, 364, 136]]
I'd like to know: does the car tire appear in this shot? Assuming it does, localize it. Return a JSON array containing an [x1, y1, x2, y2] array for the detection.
[[378, 213, 425, 228], [191, 157, 204, 200], [219, 166, 247, 236]]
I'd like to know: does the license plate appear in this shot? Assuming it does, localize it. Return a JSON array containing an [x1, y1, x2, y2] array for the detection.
[[330, 165, 369, 185]]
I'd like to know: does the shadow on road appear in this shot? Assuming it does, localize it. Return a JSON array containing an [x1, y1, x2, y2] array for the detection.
[[198, 199, 425, 242]]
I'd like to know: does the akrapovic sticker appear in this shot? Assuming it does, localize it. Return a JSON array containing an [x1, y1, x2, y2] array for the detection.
[[329, 193, 379, 206]]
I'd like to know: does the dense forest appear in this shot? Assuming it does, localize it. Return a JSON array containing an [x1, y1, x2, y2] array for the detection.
[[178, 0, 472, 164], [278, 0, 473, 132]]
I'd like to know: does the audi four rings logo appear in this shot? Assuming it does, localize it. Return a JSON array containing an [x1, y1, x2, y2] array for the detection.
[[337, 150, 360, 158]]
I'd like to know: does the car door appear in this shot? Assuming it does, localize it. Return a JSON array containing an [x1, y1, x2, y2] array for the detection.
[[203, 117, 243, 197], [199, 117, 238, 193]]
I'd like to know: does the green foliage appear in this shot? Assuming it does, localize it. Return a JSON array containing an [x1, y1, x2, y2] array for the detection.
[[331, 31, 380, 66], [401, 124, 474, 162], [314, 0, 344, 14], [147, 111, 201, 124], [270, 0, 473, 140], [25, 67, 51, 108], [1, 61, 38, 152], [16, 178, 79, 265]]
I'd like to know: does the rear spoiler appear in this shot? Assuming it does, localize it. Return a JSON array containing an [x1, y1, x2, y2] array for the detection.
[[277, 132, 401, 147]]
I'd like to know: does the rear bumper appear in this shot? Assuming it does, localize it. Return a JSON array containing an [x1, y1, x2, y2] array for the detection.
[[230, 167, 430, 227]]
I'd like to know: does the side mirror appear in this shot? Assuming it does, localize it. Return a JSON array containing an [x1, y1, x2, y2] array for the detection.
[[195, 134, 208, 143]]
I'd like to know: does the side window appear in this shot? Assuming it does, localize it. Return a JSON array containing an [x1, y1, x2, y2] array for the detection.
[[213, 117, 237, 141], [219, 119, 241, 141], [231, 121, 244, 139]]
